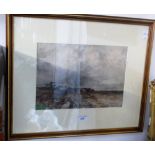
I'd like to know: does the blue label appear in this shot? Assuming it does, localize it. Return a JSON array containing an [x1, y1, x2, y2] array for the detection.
[[79, 115, 88, 121]]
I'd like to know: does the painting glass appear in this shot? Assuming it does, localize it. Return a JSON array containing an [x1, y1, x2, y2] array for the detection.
[[36, 43, 127, 109], [11, 16, 149, 135]]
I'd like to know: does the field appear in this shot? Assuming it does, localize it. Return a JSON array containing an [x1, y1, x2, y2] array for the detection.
[[36, 86, 123, 109]]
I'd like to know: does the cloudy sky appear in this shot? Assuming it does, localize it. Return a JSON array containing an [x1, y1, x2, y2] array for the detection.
[[37, 43, 127, 91]]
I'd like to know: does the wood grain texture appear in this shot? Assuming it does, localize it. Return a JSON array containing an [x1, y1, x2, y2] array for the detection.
[[138, 22, 155, 131], [12, 14, 155, 25]]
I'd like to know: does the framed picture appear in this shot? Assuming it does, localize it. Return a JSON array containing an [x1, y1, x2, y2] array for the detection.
[[148, 80, 155, 140], [6, 14, 154, 140]]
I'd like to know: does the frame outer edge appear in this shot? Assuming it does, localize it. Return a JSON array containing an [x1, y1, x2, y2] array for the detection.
[[6, 14, 12, 141], [6, 14, 155, 140], [138, 22, 155, 131]]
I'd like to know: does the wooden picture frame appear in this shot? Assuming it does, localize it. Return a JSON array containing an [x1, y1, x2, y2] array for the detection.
[[148, 80, 155, 140], [6, 14, 155, 140]]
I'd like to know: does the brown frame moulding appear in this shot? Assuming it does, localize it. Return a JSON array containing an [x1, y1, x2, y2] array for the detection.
[[6, 14, 155, 140]]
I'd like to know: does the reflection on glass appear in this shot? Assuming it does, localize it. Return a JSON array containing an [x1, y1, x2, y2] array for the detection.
[[36, 43, 128, 110]]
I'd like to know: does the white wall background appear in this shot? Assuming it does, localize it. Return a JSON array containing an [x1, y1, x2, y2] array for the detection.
[[0, 14, 155, 141]]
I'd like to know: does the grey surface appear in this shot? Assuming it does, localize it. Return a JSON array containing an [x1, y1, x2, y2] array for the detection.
[[0, 46, 5, 108], [0, 15, 6, 134], [37, 43, 127, 91]]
